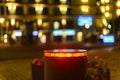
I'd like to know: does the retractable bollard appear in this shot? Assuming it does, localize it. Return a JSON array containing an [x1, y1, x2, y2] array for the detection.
[[31, 58, 44, 80], [44, 49, 88, 80]]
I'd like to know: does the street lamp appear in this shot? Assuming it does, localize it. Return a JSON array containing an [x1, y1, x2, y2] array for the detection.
[[0, 17, 5, 43]]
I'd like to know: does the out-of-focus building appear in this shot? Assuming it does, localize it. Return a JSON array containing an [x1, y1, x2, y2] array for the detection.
[[0, 0, 119, 44]]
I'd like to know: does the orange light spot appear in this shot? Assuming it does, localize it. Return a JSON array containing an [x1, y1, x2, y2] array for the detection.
[[45, 52, 87, 57]]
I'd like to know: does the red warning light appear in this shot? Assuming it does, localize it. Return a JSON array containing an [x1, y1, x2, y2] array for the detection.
[[44, 49, 87, 57]]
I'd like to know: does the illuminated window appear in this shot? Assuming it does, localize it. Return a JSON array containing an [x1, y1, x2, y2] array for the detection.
[[104, 12, 112, 18], [62, 30, 66, 38], [38, 31, 43, 38], [105, 0, 110, 3], [16, 21, 19, 28], [60, 0, 67, 4], [78, 16, 93, 26], [116, 1, 120, 7], [53, 21, 60, 29], [35, 6, 43, 15], [85, 24, 90, 29], [101, 0, 110, 4], [37, 19, 42, 26], [100, 6, 106, 13], [5, 21, 9, 28], [108, 24, 112, 29], [11, 19, 15, 26], [81, 6, 89, 13], [35, 0, 42, 3], [61, 19, 67, 26], [116, 9, 120, 16], [59, 6, 68, 14], [102, 18, 108, 27], [103, 28, 110, 35], [0, 18, 5, 23], [8, 4, 16, 14], [13, 30, 22, 37], [42, 22, 49, 29], [77, 32, 83, 42], [105, 5, 110, 11], [81, 0, 88, 3], [40, 34, 46, 43]]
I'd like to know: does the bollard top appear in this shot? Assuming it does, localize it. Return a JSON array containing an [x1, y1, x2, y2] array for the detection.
[[44, 49, 87, 57], [32, 58, 41, 65]]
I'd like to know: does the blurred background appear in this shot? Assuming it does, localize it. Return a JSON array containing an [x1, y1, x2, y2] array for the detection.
[[0, 0, 120, 46], [1, 1, 120, 80]]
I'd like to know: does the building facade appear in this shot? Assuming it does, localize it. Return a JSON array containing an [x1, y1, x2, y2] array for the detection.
[[0, 0, 118, 44]]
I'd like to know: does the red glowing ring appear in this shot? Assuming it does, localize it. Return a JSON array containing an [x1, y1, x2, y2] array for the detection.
[[44, 49, 87, 57]]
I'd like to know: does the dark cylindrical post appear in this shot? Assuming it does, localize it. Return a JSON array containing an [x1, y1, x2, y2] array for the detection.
[[44, 49, 88, 80], [31, 58, 44, 80]]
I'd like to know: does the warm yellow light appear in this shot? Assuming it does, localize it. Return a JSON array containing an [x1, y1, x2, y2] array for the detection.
[[35, 6, 43, 14], [103, 18, 108, 27], [77, 32, 83, 42], [53, 21, 60, 29], [101, 0, 110, 4], [61, 19, 67, 26], [101, 0, 105, 4], [81, 0, 88, 3], [37, 19, 42, 26], [116, 1, 120, 7], [0, 18, 5, 23], [35, 0, 42, 3], [38, 31, 42, 38], [6, 0, 15, 2], [40, 34, 46, 43], [8, 4, 16, 14], [100, 6, 105, 13], [4, 39, 8, 43], [16, 21, 19, 28], [11, 19, 15, 26], [59, 6, 68, 14], [81, 6, 89, 13], [116, 9, 120, 16], [45, 53, 87, 57], [4, 34, 8, 39], [103, 28, 110, 35], [60, 0, 67, 4], [42, 22, 49, 28], [105, 5, 110, 11], [62, 30, 66, 38], [5, 21, 9, 28], [105, 0, 110, 3], [4, 34, 8, 43], [104, 12, 111, 18], [44, 49, 87, 57]]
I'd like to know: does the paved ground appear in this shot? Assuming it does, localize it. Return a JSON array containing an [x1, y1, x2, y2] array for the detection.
[[88, 46, 120, 80], [0, 43, 119, 80]]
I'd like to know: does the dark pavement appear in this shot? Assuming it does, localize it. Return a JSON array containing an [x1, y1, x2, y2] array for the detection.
[[0, 42, 113, 60]]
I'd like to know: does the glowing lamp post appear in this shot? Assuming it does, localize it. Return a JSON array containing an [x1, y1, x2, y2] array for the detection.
[[44, 49, 88, 80], [0, 18, 5, 43]]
